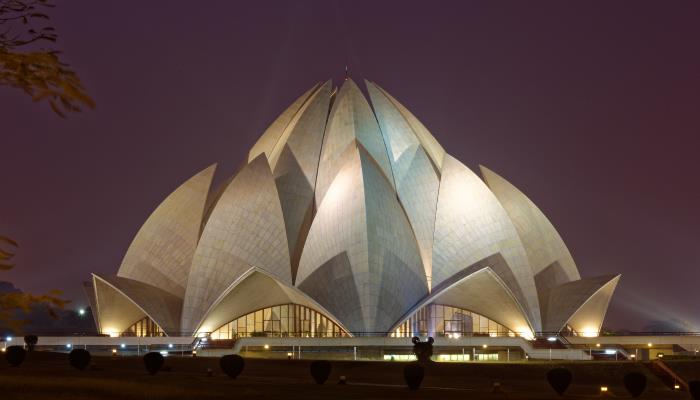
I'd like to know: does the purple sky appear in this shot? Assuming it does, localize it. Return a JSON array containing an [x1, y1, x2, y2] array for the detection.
[[1, 1, 699, 331]]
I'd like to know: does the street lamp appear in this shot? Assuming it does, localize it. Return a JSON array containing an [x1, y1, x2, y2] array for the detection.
[[78, 309, 86, 316]]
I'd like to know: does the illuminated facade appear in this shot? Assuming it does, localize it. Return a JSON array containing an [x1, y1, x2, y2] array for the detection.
[[85, 78, 620, 339]]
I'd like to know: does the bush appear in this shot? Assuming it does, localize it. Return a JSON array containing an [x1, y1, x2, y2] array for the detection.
[[5, 346, 26, 367], [411, 336, 434, 363], [310, 360, 331, 384], [220, 354, 245, 379], [623, 372, 646, 398], [23, 335, 38, 351], [69, 348, 91, 370], [403, 362, 424, 390], [689, 380, 700, 400], [546, 367, 572, 396], [143, 352, 164, 375]]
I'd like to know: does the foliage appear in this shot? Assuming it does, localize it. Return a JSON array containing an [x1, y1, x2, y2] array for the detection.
[[403, 362, 424, 391], [546, 367, 572, 396], [0, 0, 93, 116], [0, 235, 67, 333], [309, 360, 331, 385], [411, 336, 433, 363], [68, 348, 90, 370], [143, 352, 164, 375], [622, 372, 647, 398], [5, 344, 26, 366], [23, 334, 37, 350], [219, 354, 244, 379]]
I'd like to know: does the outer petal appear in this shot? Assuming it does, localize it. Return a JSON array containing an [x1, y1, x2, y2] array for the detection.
[[93, 274, 182, 336], [544, 274, 621, 335], [297, 145, 428, 333], [117, 164, 216, 297], [195, 267, 351, 336], [182, 155, 291, 333], [433, 155, 541, 331], [391, 267, 534, 338]]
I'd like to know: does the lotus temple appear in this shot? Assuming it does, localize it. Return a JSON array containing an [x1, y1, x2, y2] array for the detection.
[[77, 77, 636, 359]]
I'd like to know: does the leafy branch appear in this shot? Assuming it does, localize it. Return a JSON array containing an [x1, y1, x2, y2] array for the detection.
[[0, 0, 93, 117]]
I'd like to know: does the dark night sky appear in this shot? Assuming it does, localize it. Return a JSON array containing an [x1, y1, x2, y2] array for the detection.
[[1, 1, 699, 331]]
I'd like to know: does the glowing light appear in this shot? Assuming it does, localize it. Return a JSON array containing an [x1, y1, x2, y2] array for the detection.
[[657, 353, 664, 358], [66, 344, 72, 349], [160, 351, 168, 356], [287, 352, 293, 357], [0, 348, 5, 352], [78, 309, 85, 316], [516, 328, 535, 340], [120, 343, 126, 349], [605, 350, 616, 355], [630, 354, 636, 359], [596, 343, 601, 348], [5, 336, 12, 342], [580, 327, 598, 337], [448, 333, 461, 339], [547, 337, 557, 342], [482, 344, 488, 349], [489, 332, 497, 337], [600, 386, 608, 392], [168, 344, 173, 349], [674, 384, 680, 390], [201, 338, 208, 343], [264, 344, 270, 350], [647, 343, 652, 347], [192, 350, 197, 356], [111, 349, 117, 354]]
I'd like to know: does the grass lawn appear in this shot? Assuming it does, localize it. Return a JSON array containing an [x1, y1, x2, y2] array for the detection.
[[0, 352, 694, 399]]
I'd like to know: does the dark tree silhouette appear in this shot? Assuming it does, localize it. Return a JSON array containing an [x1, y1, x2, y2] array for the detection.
[[219, 354, 245, 379], [546, 367, 572, 396], [411, 336, 433, 363], [309, 360, 331, 384], [623, 372, 647, 398]]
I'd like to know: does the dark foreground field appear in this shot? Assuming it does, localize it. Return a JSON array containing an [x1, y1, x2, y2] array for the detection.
[[1, 352, 698, 399]]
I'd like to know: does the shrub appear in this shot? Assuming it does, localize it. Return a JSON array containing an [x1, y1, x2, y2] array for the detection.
[[23, 335, 38, 351], [220, 354, 245, 379], [310, 360, 331, 384], [411, 336, 434, 363], [403, 362, 424, 390], [69, 349, 91, 370], [5, 346, 26, 367], [623, 372, 647, 398], [546, 367, 572, 396], [689, 380, 700, 400], [143, 352, 164, 375]]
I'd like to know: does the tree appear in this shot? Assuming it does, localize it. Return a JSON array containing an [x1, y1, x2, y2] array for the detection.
[[0, 0, 94, 116], [0, 235, 67, 333]]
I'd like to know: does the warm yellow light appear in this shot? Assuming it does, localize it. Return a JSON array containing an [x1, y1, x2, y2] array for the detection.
[[192, 350, 197, 355], [516, 328, 535, 340], [1, 348, 5, 352], [657, 353, 664, 358], [580, 327, 598, 337], [287, 352, 293, 356], [647, 343, 652, 347], [630, 354, 636, 358], [600, 386, 608, 392], [111, 348, 117, 354], [596, 343, 601, 347], [264, 344, 269, 350], [482, 344, 488, 349], [674, 384, 680, 390]]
